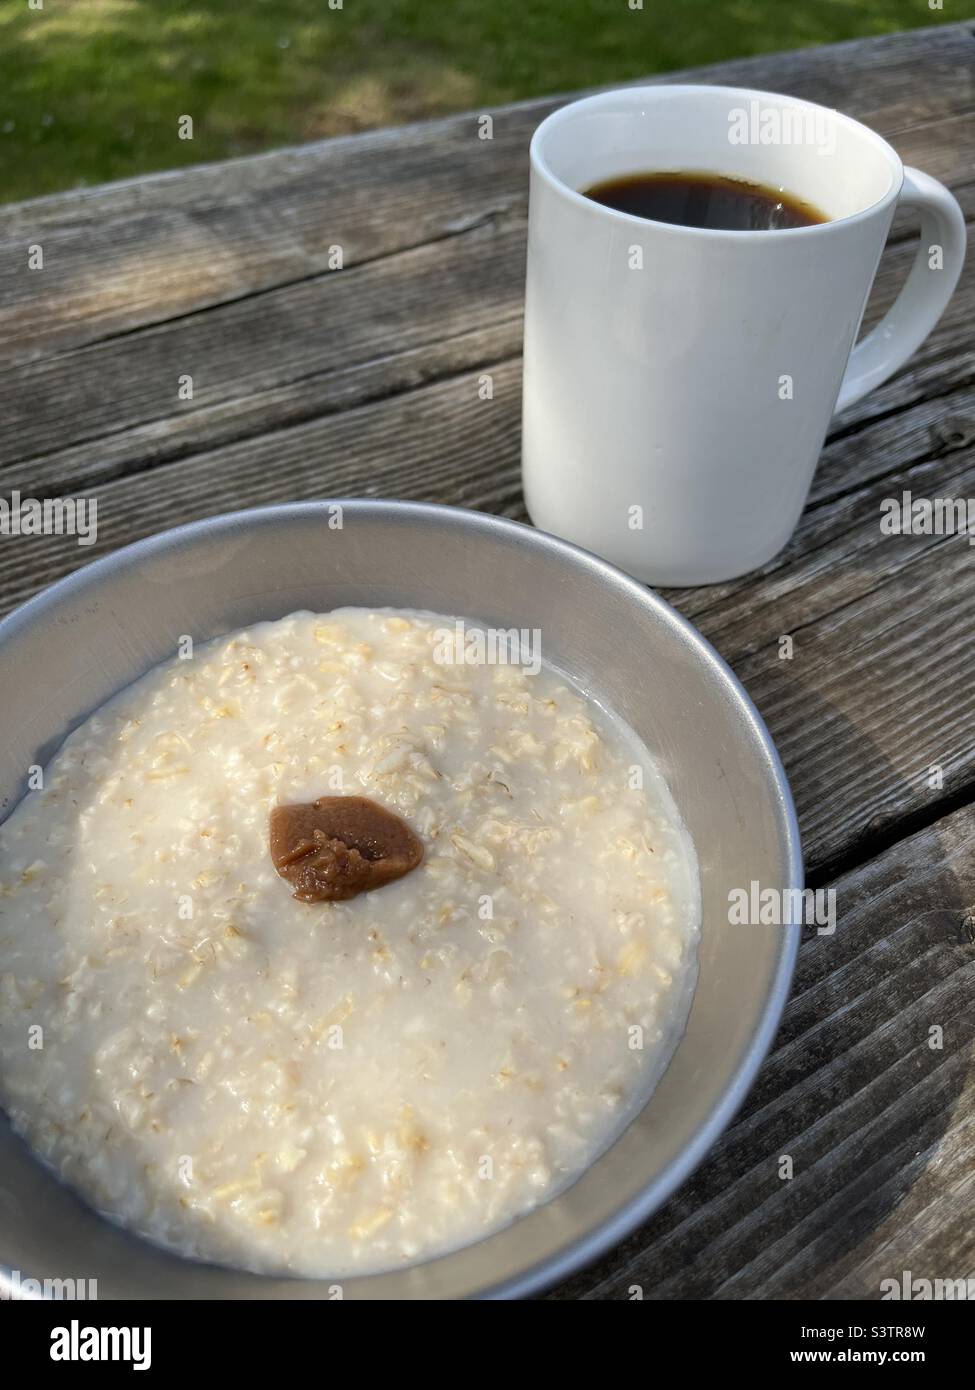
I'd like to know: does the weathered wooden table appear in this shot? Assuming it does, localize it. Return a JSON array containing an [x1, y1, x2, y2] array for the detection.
[[1, 22, 973, 1299]]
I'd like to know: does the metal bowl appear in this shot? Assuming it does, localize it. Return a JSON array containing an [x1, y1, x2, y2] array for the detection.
[[0, 500, 801, 1299]]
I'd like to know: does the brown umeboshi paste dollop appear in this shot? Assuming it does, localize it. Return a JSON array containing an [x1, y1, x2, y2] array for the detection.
[[269, 795, 424, 903]]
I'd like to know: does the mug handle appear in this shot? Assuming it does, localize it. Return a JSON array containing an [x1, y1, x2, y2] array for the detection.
[[834, 167, 966, 414]]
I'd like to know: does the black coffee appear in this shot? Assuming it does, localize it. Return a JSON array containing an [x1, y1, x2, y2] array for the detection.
[[582, 170, 827, 231]]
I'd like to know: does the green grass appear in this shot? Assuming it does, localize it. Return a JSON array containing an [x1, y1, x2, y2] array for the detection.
[[0, 0, 953, 204]]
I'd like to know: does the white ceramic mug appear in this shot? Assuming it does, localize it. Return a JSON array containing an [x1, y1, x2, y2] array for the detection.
[[521, 86, 966, 585]]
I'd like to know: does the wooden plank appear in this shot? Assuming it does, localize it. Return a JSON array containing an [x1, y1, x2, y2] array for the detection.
[[0, 320, 524, 494], [0, 212, 528, 467], [724, 523, 975, 881], [548, 797, 975, 1298], [0, 23, 971, 367], [2, 130, 972, 478], [0, 358, 529, 615]]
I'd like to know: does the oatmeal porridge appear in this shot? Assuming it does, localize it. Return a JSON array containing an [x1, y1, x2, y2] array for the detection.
[[0, 607, 699, 1276]]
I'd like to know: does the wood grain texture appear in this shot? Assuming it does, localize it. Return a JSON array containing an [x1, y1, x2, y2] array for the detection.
[[547, 799, 975, 1299], [0, 211, 528, 467], [0, 21, 972, 1300], [2, 147, 973, 478]]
